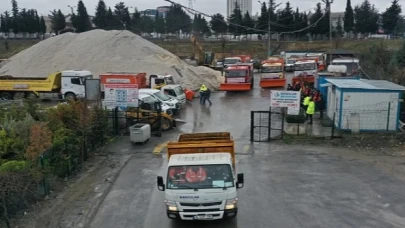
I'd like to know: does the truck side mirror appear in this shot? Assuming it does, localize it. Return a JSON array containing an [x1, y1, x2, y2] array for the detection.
[[236, 173, 244, 189], [157, 176, 165, 191]]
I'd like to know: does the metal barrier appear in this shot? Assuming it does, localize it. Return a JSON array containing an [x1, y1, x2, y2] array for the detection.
[[250, 107, 284, 142]]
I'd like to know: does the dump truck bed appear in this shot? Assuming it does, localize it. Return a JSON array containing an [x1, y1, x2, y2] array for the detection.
[[167, 132, 236, 167], [0, 72, 61, 92]]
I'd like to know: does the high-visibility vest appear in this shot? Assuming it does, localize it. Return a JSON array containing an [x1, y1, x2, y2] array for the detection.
[[306, 101, 315, 114], [186, 167, 207, 183], [303, 96, 311, 106], [200, 85, 207, 92]]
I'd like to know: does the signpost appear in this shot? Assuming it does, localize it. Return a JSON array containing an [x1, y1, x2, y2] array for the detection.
[[270, 90, 301, 115], [104, 84, 139, 109]]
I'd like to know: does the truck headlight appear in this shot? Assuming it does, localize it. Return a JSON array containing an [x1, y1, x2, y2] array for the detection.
[[165, 200, 178, 211], [225, 198, 237, 210]]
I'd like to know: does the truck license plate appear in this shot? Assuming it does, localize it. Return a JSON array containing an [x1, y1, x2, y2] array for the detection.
[[194, 215, 213, 220]]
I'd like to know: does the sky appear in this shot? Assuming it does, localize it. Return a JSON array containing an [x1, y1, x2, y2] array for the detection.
[[0, 0, 397, 17]]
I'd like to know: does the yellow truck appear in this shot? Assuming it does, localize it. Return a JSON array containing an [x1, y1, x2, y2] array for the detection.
[[0, 70, 93, 100], [157, 132, 244, 221]]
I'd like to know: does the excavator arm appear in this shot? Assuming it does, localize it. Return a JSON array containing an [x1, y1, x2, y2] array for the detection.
[[190, 34, 205, 66]]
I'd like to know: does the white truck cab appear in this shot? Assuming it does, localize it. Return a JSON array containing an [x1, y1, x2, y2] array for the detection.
[[294, 60, 317, 77], [139, 88, 180, 114], [60, 70, 93, 100], [161, 84, 186, 106], [157, 152, 244, 221]]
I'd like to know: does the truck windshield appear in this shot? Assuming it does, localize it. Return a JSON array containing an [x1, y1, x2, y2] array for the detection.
[[174, 86, 184, 95], [153, 91, 171, 101], [165, 76, 174, 84], [295, 63, 316, 71], [81, 75, 93, 84], [167, 164, 234, 189], [262, 66, 282, 73], [224, 59, 239, 64], [225, 70, 246, 77], [287, 60, 296, 64]]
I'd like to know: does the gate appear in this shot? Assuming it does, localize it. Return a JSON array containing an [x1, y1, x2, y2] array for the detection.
[[250, 107, 284, 142]]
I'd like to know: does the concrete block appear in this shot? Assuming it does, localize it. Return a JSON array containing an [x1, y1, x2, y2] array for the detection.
[[284, 120, 306, 135]]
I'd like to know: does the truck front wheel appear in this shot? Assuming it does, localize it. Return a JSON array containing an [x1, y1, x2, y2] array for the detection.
[[0, 92, 13, 100], [65, 92, 76, 101]]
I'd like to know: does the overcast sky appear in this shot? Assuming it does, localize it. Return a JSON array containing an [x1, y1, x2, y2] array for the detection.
[[0, 0, 397, 17]]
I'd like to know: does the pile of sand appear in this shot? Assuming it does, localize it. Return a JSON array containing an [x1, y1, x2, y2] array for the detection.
[[0, 30, 223, 91]]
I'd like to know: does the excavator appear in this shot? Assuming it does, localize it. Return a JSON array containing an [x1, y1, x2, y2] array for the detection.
[[190, 34, 230, 70]]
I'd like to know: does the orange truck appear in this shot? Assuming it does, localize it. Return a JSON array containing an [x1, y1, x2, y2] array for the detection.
[[306, 53, 326, 71], [292, 59, 317, 85], [100, 73, 147, 97], [219, 64, 254, 91], [259, 59, 286, 88]]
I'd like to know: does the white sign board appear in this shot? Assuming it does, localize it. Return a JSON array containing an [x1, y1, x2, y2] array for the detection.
[[270, 90, 301, 115], [104, 84, 139, 108]]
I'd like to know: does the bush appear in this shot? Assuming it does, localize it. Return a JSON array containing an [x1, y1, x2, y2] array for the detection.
[[285, 111, 306, 124]]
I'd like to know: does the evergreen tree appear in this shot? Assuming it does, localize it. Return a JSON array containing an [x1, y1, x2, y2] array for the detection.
[[11, 0, 20, 34], [35, 11, 40, 33], [49, 9, 66, 34], [114, 2, 131, 29], [319, 7, 330, 36], [165, 4, 191, 34], [228, 3, 243, 37], [256, 2, 268, 35], [210, 13, 228, 36], [242, 11, 255, 36], [344, 0, 354, 33], [72, 0, 92, 33], [382, 0, 402, 35], [0, 14, 7, 33], [310, 3, 324, 38], [93, 0, 108, 29], [277, 2, 293, 34], [131, 8, 141, 33], [336, 16, 344, 37], [139, 15, 154, 33], [354, 0, 379, 35], [40, 16, 46, 34], [154, 12, 166, 35], [300, 13, 309, 37]]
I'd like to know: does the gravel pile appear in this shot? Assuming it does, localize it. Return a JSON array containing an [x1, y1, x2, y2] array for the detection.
[[0, 29, 223, 91]]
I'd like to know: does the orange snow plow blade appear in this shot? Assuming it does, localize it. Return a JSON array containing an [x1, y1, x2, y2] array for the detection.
[[292, 76, 315, 84], [184, 89, 195, 101], [260, 79, 286, 88], [219, 83, 252, 91]]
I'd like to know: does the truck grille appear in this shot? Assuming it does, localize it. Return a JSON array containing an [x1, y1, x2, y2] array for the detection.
[[180, 201, 222, 207], [183, 208, 220, 212]]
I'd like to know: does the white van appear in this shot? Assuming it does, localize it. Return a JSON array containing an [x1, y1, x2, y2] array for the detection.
[[161, 85, 186, 106], [139, 89, 180, 114]]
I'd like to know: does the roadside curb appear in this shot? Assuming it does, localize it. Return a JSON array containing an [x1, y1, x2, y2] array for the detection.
[[84, 154, 134, 228], [153, 142, 168, 154]]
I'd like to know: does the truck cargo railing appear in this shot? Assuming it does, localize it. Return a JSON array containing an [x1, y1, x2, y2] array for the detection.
[[177, 132, 231, 141]]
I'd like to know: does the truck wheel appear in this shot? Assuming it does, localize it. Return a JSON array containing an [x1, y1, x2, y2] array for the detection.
[[0, 92, 13, 100], [26, 92, 38, 100], [162, 117, 173, 131], [65, 93, 76, 101], [13, 92, 25, 100]]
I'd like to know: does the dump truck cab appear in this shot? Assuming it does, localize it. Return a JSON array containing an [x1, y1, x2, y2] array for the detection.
[[220, 64, 254, 91], [294, 59, 317, 77], [149, 74, 175, 89], [157, 132, 244, 221], [161, 84, 186, 106], [306, 53, 326, 71]]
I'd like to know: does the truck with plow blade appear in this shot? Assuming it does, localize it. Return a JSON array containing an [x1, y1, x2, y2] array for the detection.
[[219, 64, 254, 91], [292, 59, 318, 85], [259, 58, 286, 88]]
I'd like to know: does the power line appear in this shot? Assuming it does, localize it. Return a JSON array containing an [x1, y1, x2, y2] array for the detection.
[[165, 0, 327, 35]]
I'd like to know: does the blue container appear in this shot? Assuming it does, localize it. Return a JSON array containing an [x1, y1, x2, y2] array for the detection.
[[315, 74, 360, 107]]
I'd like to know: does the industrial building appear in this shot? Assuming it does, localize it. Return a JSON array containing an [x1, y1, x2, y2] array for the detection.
[[227, 0, 252, 18]]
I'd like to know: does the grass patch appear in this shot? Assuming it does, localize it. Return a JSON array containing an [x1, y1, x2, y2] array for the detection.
[[0, 39, 41, 59]]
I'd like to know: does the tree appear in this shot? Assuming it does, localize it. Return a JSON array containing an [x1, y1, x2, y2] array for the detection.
[[165, 4, 192, 34], [344, 0, 354, 33], [242, 12, 255, 36], [11, 0, 20, 34], [114, 2, 131, 29], [106, 7, 120, 30], [25, 123, 53, 162], [336, 16, 344, 36], [354, 0, 379, 35], [93, 0, 108, 29], [192, 14, 211, 37], [228, 3, 243, 37], [382, 0, 402, 35], [310, 3, 324, 39], [0, 14, 7, 34], [256, 2, 268, 35], [139, 16, 154, 33], [154, 12, 166, 35], [130, 8, 141, 33], [49, 10, 66, 34], [210, 13, 228, 36], [39, 16, 46, 34], [72, 0, 92, 33], [278, 2, 294, 34]]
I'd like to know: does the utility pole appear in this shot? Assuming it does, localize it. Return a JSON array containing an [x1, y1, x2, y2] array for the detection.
[[322, 0, 333, 65], [267, 0, 271, 57]]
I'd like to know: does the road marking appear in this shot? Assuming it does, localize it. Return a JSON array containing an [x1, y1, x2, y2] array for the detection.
[[243, 145, 250, 152], [153, 142, 168, 154]]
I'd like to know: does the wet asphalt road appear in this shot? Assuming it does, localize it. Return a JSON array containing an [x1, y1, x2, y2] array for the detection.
[[88, 73, 405, 228]]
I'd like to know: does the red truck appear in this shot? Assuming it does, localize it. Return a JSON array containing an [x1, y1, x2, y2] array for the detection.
[[219, 64, 254, 91]]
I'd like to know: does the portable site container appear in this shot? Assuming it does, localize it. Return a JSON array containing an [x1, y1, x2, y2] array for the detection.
[[324, 79, 405, 132]]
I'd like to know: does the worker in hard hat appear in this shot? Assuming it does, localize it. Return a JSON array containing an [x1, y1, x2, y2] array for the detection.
[[199, 84, 208, 105]]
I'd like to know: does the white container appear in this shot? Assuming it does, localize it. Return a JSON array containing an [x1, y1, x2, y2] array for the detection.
[[130, 123, 151, 144]]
